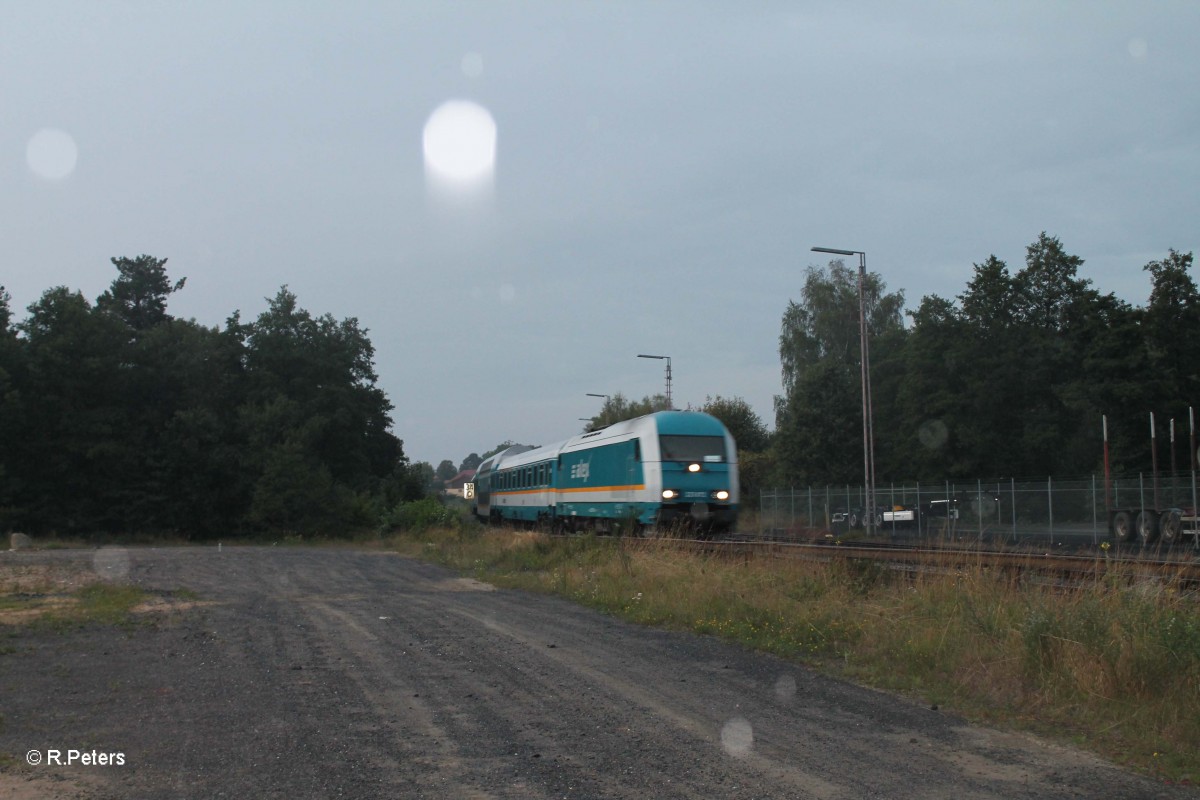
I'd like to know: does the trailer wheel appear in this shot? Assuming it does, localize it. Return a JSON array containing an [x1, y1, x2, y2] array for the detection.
[[1136, 510, 1159, 545], [1159, 509, 1182, 545], [1111, 510, 1134, 542]]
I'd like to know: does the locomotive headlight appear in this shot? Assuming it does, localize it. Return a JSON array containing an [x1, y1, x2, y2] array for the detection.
[[713, 490, 730, 501], [687, 463, 701, 473], [662, 489, 680, 500]]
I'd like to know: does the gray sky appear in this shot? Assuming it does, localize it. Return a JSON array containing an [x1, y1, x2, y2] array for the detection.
[[5, 1, 1198, 467]]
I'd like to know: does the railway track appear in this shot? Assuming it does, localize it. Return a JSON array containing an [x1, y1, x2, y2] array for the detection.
[[658, 533, 1200, 589]]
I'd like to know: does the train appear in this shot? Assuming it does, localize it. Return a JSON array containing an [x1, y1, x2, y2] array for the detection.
[[468, 410, 739, 534]]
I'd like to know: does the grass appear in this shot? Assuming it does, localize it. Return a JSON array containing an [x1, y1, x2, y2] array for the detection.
[[388, 525, 1200, 784], [0, 580, 149, 631]]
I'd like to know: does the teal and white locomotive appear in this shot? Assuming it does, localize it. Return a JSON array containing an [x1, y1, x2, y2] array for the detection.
[[470, 411, 738, 534]]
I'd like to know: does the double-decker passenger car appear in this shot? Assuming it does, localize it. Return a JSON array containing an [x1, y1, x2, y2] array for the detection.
[[470, 411, 738, 534]]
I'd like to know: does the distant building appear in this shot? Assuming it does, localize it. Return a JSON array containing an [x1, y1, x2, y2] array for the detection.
[[442, 469, 476, 497]]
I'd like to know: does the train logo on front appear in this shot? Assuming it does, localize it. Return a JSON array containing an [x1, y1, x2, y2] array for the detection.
[[570, 459, 591, 482]]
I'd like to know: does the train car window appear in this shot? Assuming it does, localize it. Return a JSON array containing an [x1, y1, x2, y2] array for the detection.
[[659, 435, 727, 462], [633, 440, 641, 461]]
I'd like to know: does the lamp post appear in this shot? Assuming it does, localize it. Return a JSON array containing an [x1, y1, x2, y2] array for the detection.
[[812, 246, 876, 534], [585, 393, 610, 430], [636, 354, 672, 409]]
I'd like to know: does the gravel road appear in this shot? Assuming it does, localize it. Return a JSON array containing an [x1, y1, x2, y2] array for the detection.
[[0, 546, 1190, 799]]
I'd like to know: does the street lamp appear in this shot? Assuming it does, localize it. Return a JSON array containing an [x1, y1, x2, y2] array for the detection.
[[637, 354, 672, 409], [812, 246, 876, 534], [584, 393, 610, 429]]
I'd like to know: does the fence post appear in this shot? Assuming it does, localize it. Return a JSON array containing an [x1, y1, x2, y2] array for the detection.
[[916, 481, 922, 539], [997, 481, 1004, 546], [1011, 478, 1017, 542], [1091, 474, 1098, 544], [1047, 476, 1053, 545], [826, 485, 831, 531], [1139, 473, 1145, 537], [945, 480, 951, 541], [977, 479, 983, 543]]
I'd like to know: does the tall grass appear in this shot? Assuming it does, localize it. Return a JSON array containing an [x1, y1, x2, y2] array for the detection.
[[390, 527, 1199, 782]]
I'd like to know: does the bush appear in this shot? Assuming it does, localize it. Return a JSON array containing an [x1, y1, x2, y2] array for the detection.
[[380, 497, 459, 533]]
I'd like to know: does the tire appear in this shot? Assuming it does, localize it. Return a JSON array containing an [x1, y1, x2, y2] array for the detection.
[[1159, 509, 1183, 546], [1136, 510, 1159, 545], [1111, 510, 1134, 543]]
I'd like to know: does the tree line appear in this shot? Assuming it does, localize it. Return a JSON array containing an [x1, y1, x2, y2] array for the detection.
[[7, 236, 1193, 537], [0, 255, 425, 539], [773, 233, 1198, 487]]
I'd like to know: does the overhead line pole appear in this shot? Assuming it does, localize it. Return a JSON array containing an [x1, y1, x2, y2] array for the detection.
[[637, 354, 672, 409]]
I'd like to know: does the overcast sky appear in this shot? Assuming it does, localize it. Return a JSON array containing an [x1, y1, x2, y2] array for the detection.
[[5, 2, 1198, 467]]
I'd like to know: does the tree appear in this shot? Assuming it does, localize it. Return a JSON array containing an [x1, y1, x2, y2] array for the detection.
[[0, 286, 12, 331], [946, 257, 1033, 476], [1015, 233, 1089, 332], [242, 286, 402, 488], [459, 453, 483, 472], [774, 259, 904, 484], [435, 460, 459, 482], [0, 287, 19, 519], [584, 392, 670, 431], [887, 294, 976, 478], [96, 255, 186, 333], [700, 395, 768, 453], [408, 461, 437, 494], [1142, 249, 1200, 412], [481, 441, 523, 460], [236, 286, 406, 534], [13, 287, 129, 532], [0, 261, 416, 539]]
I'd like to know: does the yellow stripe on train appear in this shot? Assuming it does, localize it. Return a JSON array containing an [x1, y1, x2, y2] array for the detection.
[[493, 484, 646, 497]]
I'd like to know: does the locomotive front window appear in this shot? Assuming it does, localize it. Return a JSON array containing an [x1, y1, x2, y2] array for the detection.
[[659, 435, 726, 462]]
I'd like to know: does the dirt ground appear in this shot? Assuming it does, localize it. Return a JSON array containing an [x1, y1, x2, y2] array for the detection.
[[0, 546, 1192, 799]]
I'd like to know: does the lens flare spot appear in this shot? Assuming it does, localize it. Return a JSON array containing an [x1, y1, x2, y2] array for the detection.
[[720, 717, 754, 756], [918, 419, 948, 450], [26, 128, 78, 180], [423, 100, 497, 183]]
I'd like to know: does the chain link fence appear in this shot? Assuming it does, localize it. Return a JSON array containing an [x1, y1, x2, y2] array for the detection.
[[759, 472, 1200, 547]]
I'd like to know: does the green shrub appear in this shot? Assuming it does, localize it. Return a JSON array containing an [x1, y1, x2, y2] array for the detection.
[[380, 497, 469, 533]]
